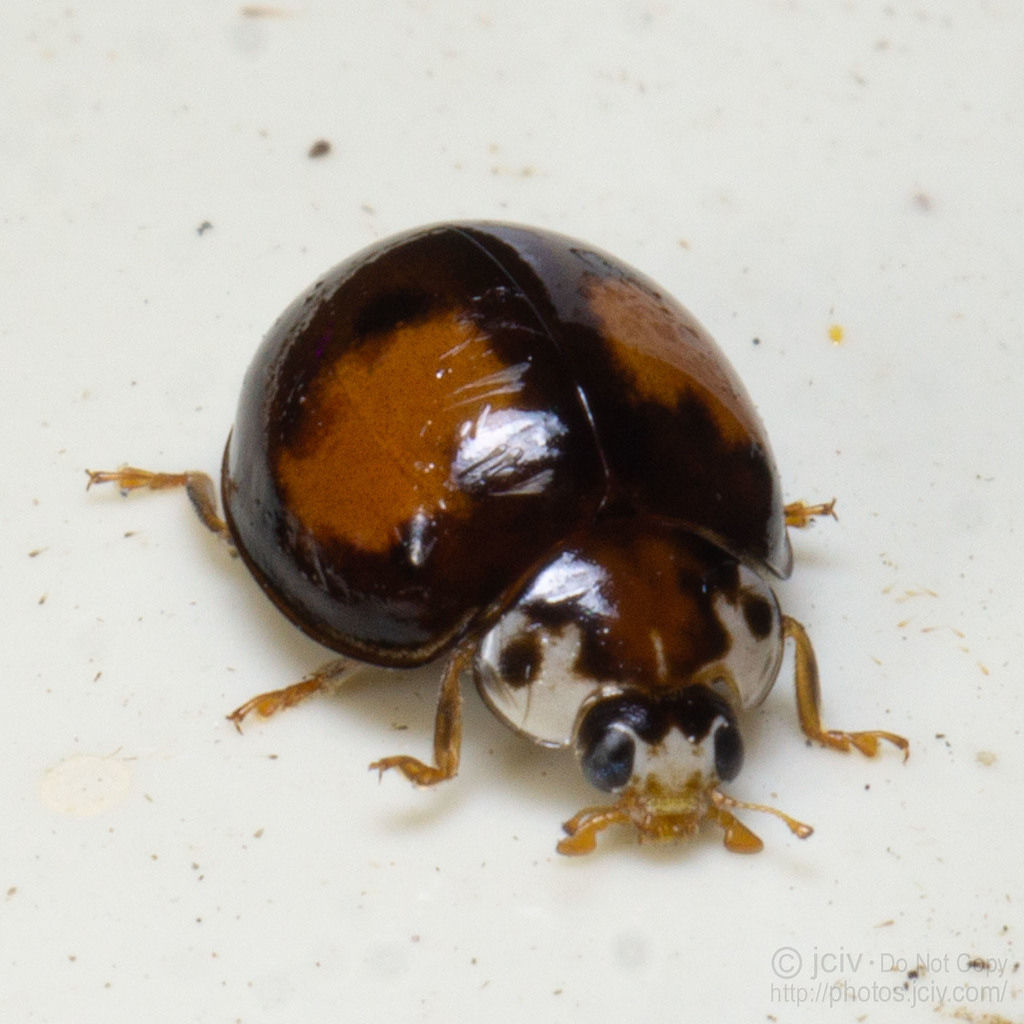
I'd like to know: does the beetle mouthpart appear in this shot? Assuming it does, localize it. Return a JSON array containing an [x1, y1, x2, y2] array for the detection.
[[556, 776, 814, 856], [557, 774, 711, 855]]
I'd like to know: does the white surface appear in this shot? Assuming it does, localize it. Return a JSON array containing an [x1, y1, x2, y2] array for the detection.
[[3, 3, 1023, 1022]]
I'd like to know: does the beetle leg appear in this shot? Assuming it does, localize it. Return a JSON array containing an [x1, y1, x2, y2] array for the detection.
[[226, 658, 357, 732], [369, 642, 472, 787], [784, 498, 837, 529], [782, 616, 909, 760], [86, 466, 232, 544]]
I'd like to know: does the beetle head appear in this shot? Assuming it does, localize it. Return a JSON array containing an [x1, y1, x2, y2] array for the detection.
[[557, 683, 810, 854], [575, 684, 741, 803]]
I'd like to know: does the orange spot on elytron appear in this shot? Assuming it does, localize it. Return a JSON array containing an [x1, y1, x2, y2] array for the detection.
[[828, 323, 844, 344], [585, 275, 761, 446], [276, 310, 525, 553]]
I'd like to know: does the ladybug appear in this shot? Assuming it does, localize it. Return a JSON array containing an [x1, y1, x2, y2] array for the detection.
[[88, 221, 908, 855]]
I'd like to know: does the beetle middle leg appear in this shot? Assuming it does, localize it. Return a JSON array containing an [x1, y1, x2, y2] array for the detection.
[[86, 465, 232, 545], [782, 616, 909, 760], [369, 641, 474, 787]]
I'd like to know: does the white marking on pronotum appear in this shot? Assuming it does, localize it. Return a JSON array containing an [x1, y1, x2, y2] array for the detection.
[[650, 628, 668, 681]]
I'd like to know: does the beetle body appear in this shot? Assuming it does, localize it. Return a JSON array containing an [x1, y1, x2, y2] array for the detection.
[[90, 222, 907, 854], [224, 222, 789, 664]]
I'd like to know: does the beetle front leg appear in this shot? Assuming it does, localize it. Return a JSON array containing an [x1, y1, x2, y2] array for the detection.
[[86, 465, 232, 544], [370, 642, 472, 787], [782, 616, 909, 760]]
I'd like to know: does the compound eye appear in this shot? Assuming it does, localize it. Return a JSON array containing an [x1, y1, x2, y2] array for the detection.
[[713, 716, 744, 781], [580, 724, 636, 793]]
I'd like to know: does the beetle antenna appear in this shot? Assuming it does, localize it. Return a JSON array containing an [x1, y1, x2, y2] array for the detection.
[[711, 788, 813, 839]]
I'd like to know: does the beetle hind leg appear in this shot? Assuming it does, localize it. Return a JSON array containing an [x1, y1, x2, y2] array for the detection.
[[784, 498, 837, 529], [369, 641, 473, 787], [227, 657, 358, 732], [86, 465, 232, 544], [782, 616, 909, 760]]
